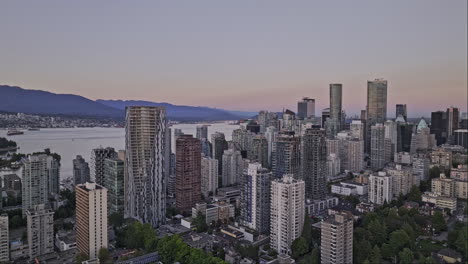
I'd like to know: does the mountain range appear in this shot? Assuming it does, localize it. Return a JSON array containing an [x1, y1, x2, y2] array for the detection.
[[0, 85, 255, 121]]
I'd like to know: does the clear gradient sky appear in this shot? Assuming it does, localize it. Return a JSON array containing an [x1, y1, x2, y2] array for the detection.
[[1, 1, 466, 117]]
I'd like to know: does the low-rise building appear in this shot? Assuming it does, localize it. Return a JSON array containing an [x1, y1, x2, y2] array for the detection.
[[331, 181, 368, 196], [55, 232, 77, 252], [421, 192, 457, 213], [305, 196, 339, 216]]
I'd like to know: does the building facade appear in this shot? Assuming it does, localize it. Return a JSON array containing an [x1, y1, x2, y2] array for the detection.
[[90, 147, 117, 186], [0, 214, 8, 262], [222, 149, 244, 186], [26, 204, 54, 260], [321, 211, 354, 264], [76, 182, 108, 259], [301, 128, 327, 200], [73, 155, 90, 186], [176, 135, 202, 212], [104, 158, 124, 215], [125, 106, 168, 227], [272, 132, 301, 179], [366, 79, 388, 152], [201, 156, 218, 197]]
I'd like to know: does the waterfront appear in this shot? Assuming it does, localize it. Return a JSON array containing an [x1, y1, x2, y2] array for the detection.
[[0, 122, 239, 179]]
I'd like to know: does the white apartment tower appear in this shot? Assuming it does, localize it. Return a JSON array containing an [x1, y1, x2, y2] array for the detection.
[[76, 182, 108, 259], [222, 149, 244, 186], [26, 204, 54, 260], [0, 214, 8, 262], [270, 175, 305, 255], [368, 172, 393, 205], [201, 156, 219, 197], [125, 106, 169, 227], [321, 211, 354, 264]]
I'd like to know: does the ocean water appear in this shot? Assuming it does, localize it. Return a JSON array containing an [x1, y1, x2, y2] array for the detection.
[[0, 122, 238, 179]]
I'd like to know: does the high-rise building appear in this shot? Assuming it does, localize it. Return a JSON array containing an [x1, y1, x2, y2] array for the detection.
[[0, 214, 8, 262], [454, 129, 468, 149], [322, 108, 331, 128], [212, 132, 228, 175], [350, 120, 364, 140], [196, 125, 208, 140], [176, 135, 202, 212], [301, 128, 327, 200], [258, 111, 279, 133], [384, 120, 398, 157], [241, 163, 272, 234], [368, 172, 392, 204], [73, 155, 90, 186], [335, 131, 365, 173], [396, 104, 407, 121], [321, 211, 354, 264], [90, 147, 117, 186], [387, 164, 419, 197], [410, 119, 436, 154], [250, 135, 269, 168], [265, 126, 277, 168], [272, 131, 301, 178], [412, 153, 430, 181], [397, 122, 414, 153], [370, 124, 387, 170], [201, 156, 218, 197], [125, 106, 168, 227], [447, 107, 460, 141], [232, 128, 255, 158], [270, 175, 305, 255], [76, 182, 108, 259], [328, 84, 343, 137], [366, 79, 388, 152], [297, 97, 315, 119], [22, 154, 60, 215], [431, 111, 448, 145], [26, 204, 54, 259], [327, 154, 341, 177], [222, 149, 244, 186], [104, 158, 124, 215]]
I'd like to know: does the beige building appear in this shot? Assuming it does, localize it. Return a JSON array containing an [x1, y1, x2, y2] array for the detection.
[[451, 164, 468, 181], [430, 148, 452, 169], [387, 164, 419, 197], [422, 192, 457, 213], [321, 211, 354, 264], [0, 214, 8, 262], [368, 171, 393, 205], [270, 175, 305, 255], [26, 204, 54, 260], [76, 182, 108, 259], [431, 174, 467, 200]]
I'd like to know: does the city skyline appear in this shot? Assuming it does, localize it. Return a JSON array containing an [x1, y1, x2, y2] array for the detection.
[[0, 1, 466, 116]]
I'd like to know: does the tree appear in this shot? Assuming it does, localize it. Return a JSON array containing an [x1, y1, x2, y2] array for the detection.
[[98, 248, 111, 264], [367, 220, 387, 245], [194, 211, 208, 233], [431, 211, 446, 233], [356, 240, 372, 263], [408, 185, 422, 203], [291, 237, 308, 259], [401, 223, 416, 241], [301, 213, 312, 250], [75, 253, 89, 263], [398, 248, 413, 264], [369, 245, 381, 264], [109, 212, 124, 228], [429, 166, 441, 180]]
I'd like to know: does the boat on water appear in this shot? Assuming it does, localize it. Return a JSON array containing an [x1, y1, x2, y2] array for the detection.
[[7, 130, 24, 136], [28, 128, 40, 131]]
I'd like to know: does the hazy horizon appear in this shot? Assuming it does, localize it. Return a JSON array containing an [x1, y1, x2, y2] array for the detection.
[[1, 1, 466, 116]]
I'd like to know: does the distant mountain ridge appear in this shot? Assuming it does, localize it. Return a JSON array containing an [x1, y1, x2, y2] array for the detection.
[[0, 85, 254, 121], [96, 100, 254, 121]]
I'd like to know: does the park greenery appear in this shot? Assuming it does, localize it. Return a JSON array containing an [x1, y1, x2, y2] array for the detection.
[[0, 137, 17, 148], [291, 213, 320, 264], [114, 221, 227, 264]]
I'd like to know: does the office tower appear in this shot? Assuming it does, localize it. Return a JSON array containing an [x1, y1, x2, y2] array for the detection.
[[350, 120, 364, 140], [461, 113, 468, 129], [174, 128, 183, 138], [251, 135, 269, 168], [447, 107, 460, 141], [297, 97, 315, 119], [176, 135, 202, 212], [167, 174, 176, 198], [0, 214, 8, 262], [241, 163, 272, 234], [125, 106, 168, 227], [90, 147, 117, 186], [232, 128, 255, 157], [212, 132, 228, 175], [412, 154, 430, 181], [265, 126, 277, 168], [222, 149, 243, 186], [301, 128, 327, 200], [385, 120, 398, 156], [76, 182, 108, 259], [104, 158, 124, 215], [366, 79, 388, 152], [26, 204, 54, 259], [272, 131, 301, 178], [201, 156, 218, 197], [22, 154, 60, 215], [281, 109, 297, 131], [431, 111, 448, 145], [368, 172, 393, 204], [327, 84, 343, 137], [397, 122, 414, 153], [270, 175, 305, 255], [327, 154, 341, 177], [326, 138, 340, 156], [322, 108, 331, 128], [346, 138, 365, 172], [200, 138, 212, 157], [73, 155, 90, 186], [370, 124, 387, 170], [410, 119, 436, 154], [454, 129, 468, 149], [258, 111, 279, 133], [321, 211, 354, 264], [246, 120, 261, 134], [396, 104, 407, 121], [196, 125, 208, 140]]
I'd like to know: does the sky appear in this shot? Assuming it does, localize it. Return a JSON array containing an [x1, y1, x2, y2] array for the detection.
[[0, 1, 466, 117]]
